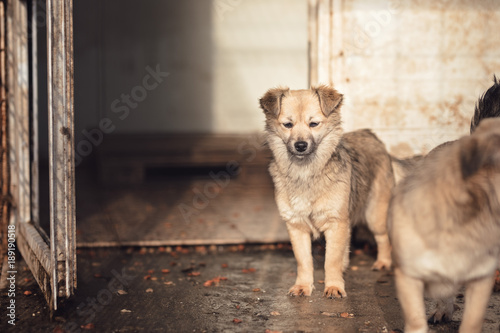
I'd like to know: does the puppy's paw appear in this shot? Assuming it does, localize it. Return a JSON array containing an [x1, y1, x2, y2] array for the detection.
[[427, 300, 456, 324], [288, 284, 314, 297], [371, 259, 392, 271], [427, 309, 453, 324], [323, 285, 347, 299]]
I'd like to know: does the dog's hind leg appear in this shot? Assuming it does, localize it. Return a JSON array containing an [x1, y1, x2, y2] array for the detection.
[[365, 169, 393, 270], [371, 233, 391, 270], [459, 275, 495, 333], [365, 198, 392, 270], [286, 223, 315, 296]]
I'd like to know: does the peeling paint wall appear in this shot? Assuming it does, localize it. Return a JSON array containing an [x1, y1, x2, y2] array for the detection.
[[311, 0, 500, 157]]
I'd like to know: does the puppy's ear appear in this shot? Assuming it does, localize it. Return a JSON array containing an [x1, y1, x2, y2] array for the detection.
[[460, 135, 500, 179], [313, 85, 343, 117], [460, 138, 483, 179], [259, 87, 289, 118]]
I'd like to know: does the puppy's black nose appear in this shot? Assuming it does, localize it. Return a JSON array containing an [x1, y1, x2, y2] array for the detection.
[[294, 141, 308, 152]]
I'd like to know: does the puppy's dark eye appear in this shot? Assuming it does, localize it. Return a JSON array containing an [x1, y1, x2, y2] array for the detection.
[[309, 122, 319, 128], [283, 122, 293, 129]]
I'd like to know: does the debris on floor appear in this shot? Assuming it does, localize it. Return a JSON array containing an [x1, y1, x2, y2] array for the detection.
[[1, 243, 500, 333]]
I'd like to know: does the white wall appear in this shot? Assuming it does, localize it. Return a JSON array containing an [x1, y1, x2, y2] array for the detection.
[[73, 0, 308, 137], [211, 0, 308, 132]]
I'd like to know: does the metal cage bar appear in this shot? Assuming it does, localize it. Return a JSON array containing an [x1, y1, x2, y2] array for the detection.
[[46, 0, 76, 304]]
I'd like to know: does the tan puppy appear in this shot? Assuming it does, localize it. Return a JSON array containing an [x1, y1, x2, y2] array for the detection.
[[389, 118, 500, 333], [260, 85, 394, 298]]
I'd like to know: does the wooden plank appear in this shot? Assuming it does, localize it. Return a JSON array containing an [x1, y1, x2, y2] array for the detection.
[[75, 174, 287, 248], [47, 0, 76, 305], [97, 133, 271, 184], [98, 133, 265, 155]]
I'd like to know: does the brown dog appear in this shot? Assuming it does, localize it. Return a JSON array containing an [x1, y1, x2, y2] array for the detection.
[[389, 118, 500, 333], [260, 85, 394, 298]]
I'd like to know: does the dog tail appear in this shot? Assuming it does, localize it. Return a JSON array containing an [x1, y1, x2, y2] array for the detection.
[[470, 75, 500, 134], [391, 155, 424, 185]]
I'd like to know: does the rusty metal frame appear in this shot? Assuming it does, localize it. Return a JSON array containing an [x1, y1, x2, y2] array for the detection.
[[30, 0, 39, 230], [0, 1, 8, 264], [6, 0, 56, 309], [47, 0, 76, 306], [7, 0, 75, 312]]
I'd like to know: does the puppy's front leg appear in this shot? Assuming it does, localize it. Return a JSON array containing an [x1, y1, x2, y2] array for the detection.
[[394, 267, 427, 333], [287, 223, 314, 296], [323, 222, 350, 298], [459, 275, 495, 333]]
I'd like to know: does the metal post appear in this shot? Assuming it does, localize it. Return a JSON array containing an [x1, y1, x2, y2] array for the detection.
[[46, 0, 76, 305]]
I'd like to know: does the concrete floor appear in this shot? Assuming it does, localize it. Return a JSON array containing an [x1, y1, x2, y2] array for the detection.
[[1, 243, 500, 333]]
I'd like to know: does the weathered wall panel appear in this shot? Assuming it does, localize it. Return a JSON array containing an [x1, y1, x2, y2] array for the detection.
[[311, 0, 500, 157]]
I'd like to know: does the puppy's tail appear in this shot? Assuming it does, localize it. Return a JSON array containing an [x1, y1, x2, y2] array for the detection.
[[470, 75, 500, 134], [391, 155, 424, 185]]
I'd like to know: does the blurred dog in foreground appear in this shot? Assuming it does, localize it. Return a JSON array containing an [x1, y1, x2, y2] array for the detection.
[[260, 85, 394, 298], [389, 114, 500, 333]]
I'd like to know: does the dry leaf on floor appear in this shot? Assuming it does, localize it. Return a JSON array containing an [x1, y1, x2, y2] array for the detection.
[[320, 311, 354, 318], [80, 323, 95, 330], [233, 318, 242, 324], [203, 276, 228, 287]]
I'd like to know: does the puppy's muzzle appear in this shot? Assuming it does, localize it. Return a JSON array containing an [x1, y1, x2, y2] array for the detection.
[[294, 141, 308, 153]]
